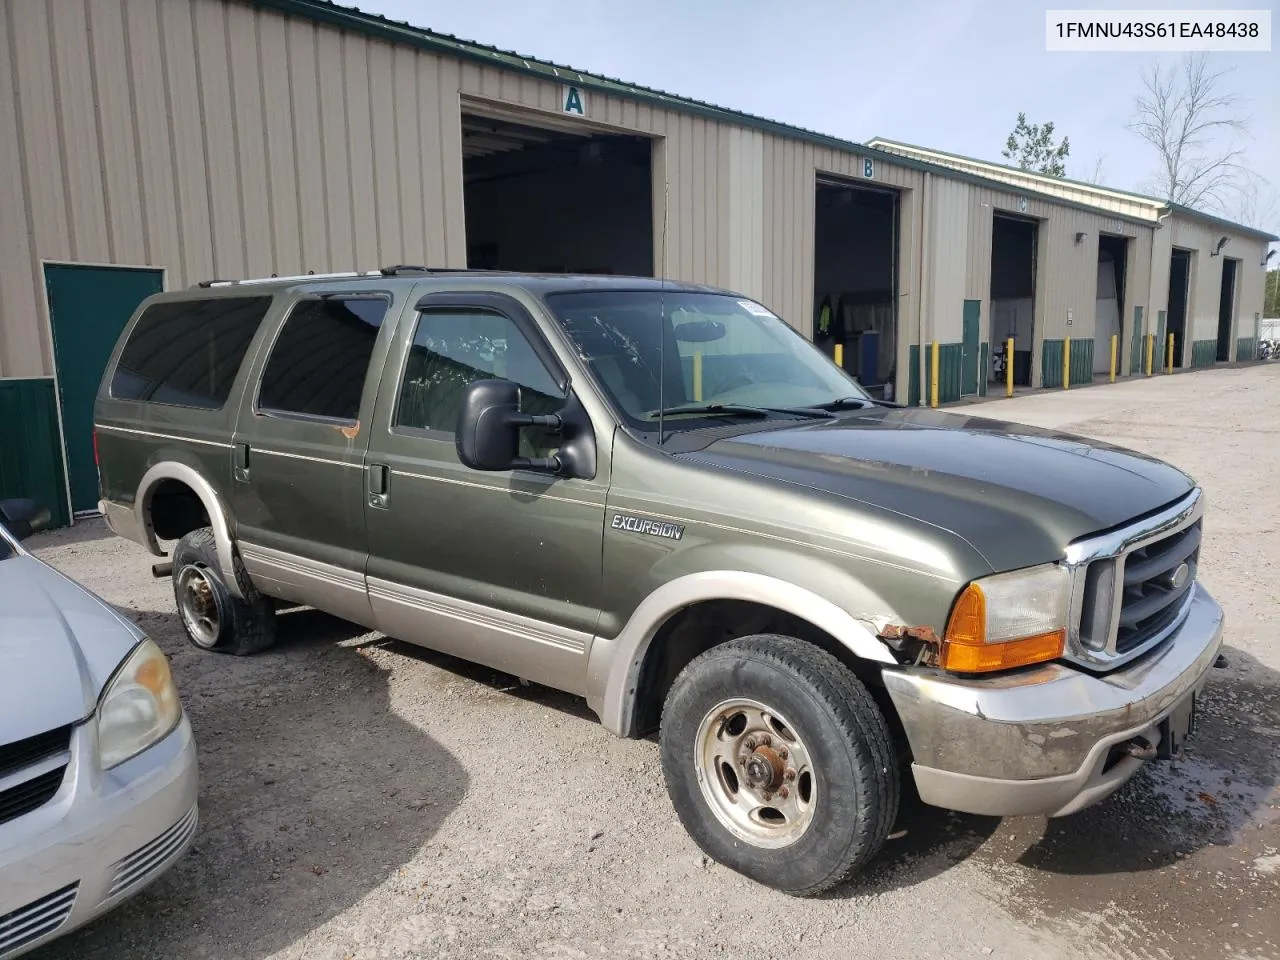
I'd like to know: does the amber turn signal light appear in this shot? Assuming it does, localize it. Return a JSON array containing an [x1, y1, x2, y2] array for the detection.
[[940, 582, 1066, 673]]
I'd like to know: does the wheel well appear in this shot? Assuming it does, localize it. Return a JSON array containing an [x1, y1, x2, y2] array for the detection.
[[148, 479, 211, 543], [630, 599, 909, 755]]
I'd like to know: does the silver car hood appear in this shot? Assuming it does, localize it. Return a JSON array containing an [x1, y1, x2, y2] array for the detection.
[[0, 554, 144, 743]]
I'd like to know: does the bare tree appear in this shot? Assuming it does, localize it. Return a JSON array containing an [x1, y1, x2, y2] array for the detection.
[[1130, 54, 1249, 212], [1227, 171, 1278, 232], [1076, 153, 1107, 185]]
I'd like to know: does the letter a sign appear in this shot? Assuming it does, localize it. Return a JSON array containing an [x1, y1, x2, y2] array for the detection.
[[562, 85, 587, 117]]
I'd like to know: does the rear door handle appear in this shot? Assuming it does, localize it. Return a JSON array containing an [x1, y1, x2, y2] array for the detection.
[[233, 442, 250, 482], [368, 463, 390, 509]]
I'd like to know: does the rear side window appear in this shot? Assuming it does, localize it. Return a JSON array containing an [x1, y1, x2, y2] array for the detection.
[[258, 297, 388, 421], [110, 297, 272, 408]]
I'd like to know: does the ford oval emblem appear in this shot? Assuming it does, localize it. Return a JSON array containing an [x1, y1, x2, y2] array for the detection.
[[1168, 562, 1190, 590]]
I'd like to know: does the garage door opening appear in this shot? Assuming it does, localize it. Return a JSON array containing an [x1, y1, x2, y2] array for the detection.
[[988, 214, 1038, 387], [812, 180, 898, 397], [1167, 249, 1191, 368], [462, 113, 653, 276], [1217, 257, 1238, 361], [1095, 235, 1127, 376]]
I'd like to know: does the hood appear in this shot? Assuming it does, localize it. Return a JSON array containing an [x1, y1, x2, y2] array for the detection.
[[0, 554, 143, 743], [679, 407, 1195, 572]]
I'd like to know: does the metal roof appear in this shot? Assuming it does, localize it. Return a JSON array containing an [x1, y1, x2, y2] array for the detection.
[[254, 0, 1277, 243], [869, 138, 1278, 242]]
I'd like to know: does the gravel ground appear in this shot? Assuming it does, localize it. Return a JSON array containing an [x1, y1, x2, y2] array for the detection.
[[25, 363, 1280, 960]]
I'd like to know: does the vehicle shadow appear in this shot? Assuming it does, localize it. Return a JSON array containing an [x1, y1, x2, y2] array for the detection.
[[32, 607, 469, 960], [378, 637, 602, 725], [1010, 644, 1279, 875], [822, 644, 1279, 898]]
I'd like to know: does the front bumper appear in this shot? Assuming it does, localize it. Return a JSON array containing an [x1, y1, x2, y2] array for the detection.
[[882, 583, 1224, 818], [0, 714, 199, 958]]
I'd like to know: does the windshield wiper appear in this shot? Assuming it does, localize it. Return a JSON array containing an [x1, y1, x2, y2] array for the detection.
[[812, 396, 876, 411], [646, 403, 833, 420]]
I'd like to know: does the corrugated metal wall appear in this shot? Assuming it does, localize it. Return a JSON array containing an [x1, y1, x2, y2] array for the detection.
[[0, 0, 783, 379], [957, 184, 1152, 386], [1170, 215, 1267, 359], [0, 0, 1267, 398]]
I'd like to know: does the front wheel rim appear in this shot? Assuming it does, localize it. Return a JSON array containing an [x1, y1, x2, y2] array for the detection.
[[177, 564, 222, 648], [693, 698, 817, 849]]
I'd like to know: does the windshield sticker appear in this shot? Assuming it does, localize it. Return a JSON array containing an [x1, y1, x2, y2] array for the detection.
[[737, 299, 776, 318], [611, 513, 685, 541]]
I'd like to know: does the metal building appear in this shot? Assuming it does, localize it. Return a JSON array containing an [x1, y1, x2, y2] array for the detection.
[[0, 0, 1273, 527]]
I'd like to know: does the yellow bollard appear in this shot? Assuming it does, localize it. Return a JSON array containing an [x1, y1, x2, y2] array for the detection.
[[1063, 336, 1071, 390], [693, 351, 703, 401], [1006, 337, 1014, 397], [1166, 333, 1174, 372], [833, 342, 844, 370], [1109, 334, 1117, 383], [1145, 333, 1154, 376], [930, 341, 940, 408]]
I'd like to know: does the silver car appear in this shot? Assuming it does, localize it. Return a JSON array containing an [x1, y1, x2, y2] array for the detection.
[[0, 500, 198, 958]]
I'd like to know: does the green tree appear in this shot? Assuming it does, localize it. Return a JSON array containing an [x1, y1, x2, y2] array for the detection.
[[1002, 113, 1071, 176], [1266, 268, 1279, 317]]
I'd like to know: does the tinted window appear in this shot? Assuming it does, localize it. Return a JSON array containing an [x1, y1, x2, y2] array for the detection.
[[258, 298, 388, 420], [110, 297, 272, 408], [396, 310, 565, 452]]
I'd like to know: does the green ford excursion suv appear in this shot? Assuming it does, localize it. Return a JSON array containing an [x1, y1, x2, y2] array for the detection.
[[95, 268, 1223, 895]]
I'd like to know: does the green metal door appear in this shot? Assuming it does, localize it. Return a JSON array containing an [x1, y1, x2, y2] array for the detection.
[[961, 300, 980, 396], [45, 264, 163, 514]]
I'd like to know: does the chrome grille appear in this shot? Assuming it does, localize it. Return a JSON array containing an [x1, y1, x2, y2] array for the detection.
[[1115, 521, 1200, 653], [105, 805, 199, 901], [0, 883, 78, 956], [1065, 489, 1203, 670]]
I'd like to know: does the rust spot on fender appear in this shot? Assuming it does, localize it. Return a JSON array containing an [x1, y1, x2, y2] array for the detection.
[[878, 624, 941, 665]]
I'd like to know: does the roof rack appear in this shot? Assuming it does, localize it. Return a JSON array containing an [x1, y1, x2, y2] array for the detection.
[[192, 265, 511, 288]]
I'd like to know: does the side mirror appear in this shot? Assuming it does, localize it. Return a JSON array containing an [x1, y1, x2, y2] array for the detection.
[[0, 499, 51, 542], [455, 379, 563, 473]]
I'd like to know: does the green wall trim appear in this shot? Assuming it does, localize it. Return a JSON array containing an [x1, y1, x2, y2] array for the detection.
[[1043, 339, 1064, 388], [1041, 339, 1092, 387], [1236, 337, 1258, 362], [1156, 309, 1168, 372], [906, 343, 963, 405], [1069, 338, 1093, 385], [0, 378, 70, 529], [1190, 339, 1217, 369], [961, 300, 980, 396], [938, 343, 963, 404], [907, 345, 920, 407], [978, 343, 989, 396]]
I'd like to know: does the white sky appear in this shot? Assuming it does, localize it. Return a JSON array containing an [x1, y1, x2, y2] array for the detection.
[[364, 0, 1278, 235]]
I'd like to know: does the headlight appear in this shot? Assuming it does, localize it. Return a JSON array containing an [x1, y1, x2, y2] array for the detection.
[[939, 563, 1070, 673], [98, 639, 182, 769]]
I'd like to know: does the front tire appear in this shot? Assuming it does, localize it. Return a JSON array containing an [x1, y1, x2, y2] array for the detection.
[[171, 527, 276, 656], [659, 635, 898, 896]]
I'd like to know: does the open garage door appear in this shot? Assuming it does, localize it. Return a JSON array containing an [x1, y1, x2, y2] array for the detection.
[[462, 112, 653, 276], [988, 214, 1038, 388], [812, 179, 899, 398]]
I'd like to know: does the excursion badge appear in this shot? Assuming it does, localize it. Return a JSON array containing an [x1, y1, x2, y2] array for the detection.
[[611, 513, 685, 541]]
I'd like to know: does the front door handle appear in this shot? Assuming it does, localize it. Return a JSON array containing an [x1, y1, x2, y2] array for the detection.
[[233, 442, 250, 482], [368, 463, 390, 509]]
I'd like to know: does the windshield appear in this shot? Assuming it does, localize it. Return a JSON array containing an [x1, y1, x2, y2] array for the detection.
[[0, 532, 13, 561], [544, 291, 870, 430]]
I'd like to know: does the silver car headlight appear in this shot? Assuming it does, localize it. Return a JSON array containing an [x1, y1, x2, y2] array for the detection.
[[98, 639, 182, 769]]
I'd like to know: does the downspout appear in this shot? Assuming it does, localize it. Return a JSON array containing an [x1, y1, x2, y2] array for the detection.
[[917, 171, 932, 404]]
